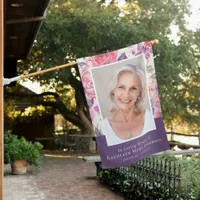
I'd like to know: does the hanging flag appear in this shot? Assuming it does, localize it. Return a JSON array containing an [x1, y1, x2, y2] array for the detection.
[[76, 41, 169, 169]]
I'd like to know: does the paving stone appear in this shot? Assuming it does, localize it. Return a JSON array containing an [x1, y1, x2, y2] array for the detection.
[[4, 156, 124, 200]]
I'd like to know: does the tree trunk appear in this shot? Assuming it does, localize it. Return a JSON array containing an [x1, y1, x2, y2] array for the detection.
[[77, 107, 94, 135]]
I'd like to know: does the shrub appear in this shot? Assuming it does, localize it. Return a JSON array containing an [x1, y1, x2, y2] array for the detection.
[[4, 131, 43, 166], [177, 156, 200, 200], [99, 155, 200, 200]]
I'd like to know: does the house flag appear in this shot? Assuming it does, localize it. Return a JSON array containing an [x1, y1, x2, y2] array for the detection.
[[76, 41, 169, 169]]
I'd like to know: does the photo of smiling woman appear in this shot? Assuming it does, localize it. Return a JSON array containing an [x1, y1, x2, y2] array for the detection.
[[90, 55, 156, 146], [103, 64, 155, 146]]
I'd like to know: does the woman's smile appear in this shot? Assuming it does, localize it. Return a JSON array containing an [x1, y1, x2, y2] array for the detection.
[[119, 98, 132, 104]]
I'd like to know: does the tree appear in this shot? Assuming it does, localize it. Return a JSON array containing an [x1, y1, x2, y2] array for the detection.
[[14, 0, 199, 133]]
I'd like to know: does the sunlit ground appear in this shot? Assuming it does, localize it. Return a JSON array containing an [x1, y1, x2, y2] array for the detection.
[[43, 154, 84, 159], [42, 149, 98, 158]]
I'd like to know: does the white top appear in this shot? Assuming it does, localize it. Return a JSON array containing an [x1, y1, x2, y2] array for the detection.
[[103, 109, 156, 146]]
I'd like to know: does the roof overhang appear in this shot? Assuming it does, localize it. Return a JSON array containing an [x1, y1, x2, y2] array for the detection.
[[4, 0, 50, 60]]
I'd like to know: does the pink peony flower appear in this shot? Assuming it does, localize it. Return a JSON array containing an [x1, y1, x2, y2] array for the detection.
[[137, 42, 152, 60], [143, 42, 152, 54], [93, 105, 100, 114], [89, 51, 117, 67], [81, 71, 96, 101], [154, 112, 162, 118]]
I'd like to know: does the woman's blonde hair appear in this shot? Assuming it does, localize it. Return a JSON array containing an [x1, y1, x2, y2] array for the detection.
[[108, 64, 146, 114]]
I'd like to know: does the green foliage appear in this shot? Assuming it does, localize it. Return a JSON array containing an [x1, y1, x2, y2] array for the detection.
[[99, 155, 200, 199], [15, 0, 200, 132], [4, 106, 52, 132], [4, 131, 43, 166], [177, 156, 200, 199], [195, 185, 200, 200], [99, 168, 183, 199]]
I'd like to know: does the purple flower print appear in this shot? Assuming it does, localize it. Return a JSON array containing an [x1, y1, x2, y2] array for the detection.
[[117, 53, 128, 61]]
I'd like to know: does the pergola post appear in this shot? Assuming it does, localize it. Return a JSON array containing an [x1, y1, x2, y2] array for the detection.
[[0, 0, 4, 199]]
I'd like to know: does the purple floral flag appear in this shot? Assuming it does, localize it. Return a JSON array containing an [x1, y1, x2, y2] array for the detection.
[[76, 41, 169, 169]]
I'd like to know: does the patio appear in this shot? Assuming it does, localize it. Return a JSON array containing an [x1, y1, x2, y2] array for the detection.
[[4, 154, 124, 200]]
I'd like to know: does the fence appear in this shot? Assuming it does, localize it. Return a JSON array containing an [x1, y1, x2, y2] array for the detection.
[[99, 156, 181, 199], [36, 131, 200, 152], [122, 157, 181, 198], [36, 134, 95, 153], [97, 149, 200, 199], [167, 131, 200, 146]]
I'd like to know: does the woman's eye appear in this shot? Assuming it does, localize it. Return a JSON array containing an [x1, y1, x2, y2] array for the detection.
[[118, 86, 124, 89], [131, 87, 137, 90]]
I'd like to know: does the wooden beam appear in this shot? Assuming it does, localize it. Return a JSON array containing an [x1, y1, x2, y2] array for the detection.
[[6, 16, 45, 24], [0, 0, 3, 199]]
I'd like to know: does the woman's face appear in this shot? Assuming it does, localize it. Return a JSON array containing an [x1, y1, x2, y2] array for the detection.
[[112, 71, 140, 111]]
